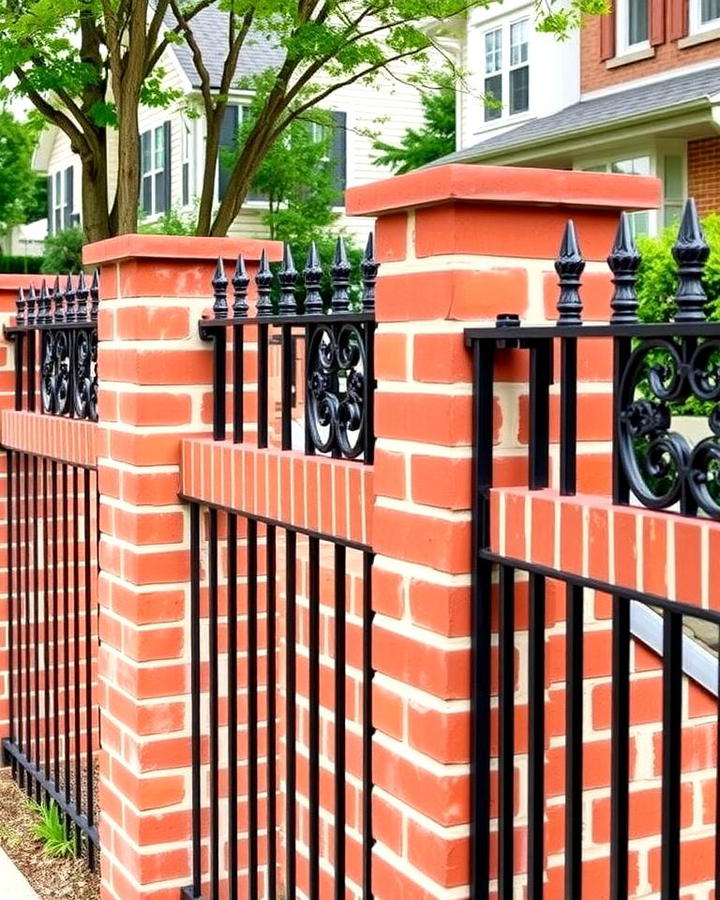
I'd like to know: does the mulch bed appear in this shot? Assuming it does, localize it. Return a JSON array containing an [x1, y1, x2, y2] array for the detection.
[[0, 767, 100, 899]]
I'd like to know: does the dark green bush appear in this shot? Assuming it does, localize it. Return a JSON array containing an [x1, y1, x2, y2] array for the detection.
[[41, 227, 84, 274], [636, 213, 720, 323], [0, 254, 43, 274]]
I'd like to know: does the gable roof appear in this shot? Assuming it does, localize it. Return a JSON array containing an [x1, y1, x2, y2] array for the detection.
[[169, 5, 285, 90], [436, 64, 720, 165]]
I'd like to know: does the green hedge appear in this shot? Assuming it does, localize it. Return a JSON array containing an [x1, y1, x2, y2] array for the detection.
[[0, 255, 43, 274]]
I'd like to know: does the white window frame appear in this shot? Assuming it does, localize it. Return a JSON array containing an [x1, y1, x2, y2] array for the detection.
[[482, 16, 530, 126], [181, 117, 193, 209], [141, 124, 168, 218], [616, 0, 651, 54], [689, 0, 720, 33], [53, 171, 63, 234]]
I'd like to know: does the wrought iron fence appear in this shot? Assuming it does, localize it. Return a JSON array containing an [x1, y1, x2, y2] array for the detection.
[[199, 235, 376, 461], [465, 198, 720, 520], [4, 272, 99, 421]]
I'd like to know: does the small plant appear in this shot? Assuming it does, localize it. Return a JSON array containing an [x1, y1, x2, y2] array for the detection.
[[28, 798, 76, 858], [41, 226, 84, 274]]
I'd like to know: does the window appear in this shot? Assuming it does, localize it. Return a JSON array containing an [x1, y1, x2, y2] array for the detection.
[[691, 0, 720, 32], [47, 166, 74, 235], [662, 155, 685, 226], [579, 155, 652, 234], [181, 118, 193, 208], [140, 123, 171, 216], [617, 0, 649, 51], [483, 18, 529, 123]]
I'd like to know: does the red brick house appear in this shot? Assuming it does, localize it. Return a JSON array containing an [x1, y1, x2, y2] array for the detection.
[[442, 0, 720, 232]]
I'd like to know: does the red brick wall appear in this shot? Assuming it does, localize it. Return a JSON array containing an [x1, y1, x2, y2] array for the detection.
[[688, 137, 720, 216], [581, 5, 720, 94]]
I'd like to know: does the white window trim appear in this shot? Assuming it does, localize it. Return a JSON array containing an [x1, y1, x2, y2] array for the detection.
[[689, 0, 720, 33], [481, 15, 530, 127], [181, 117, 193, 209], [53, 171, 64, 234], [616, 0, 651, 55], [141, 125, 167, 218]]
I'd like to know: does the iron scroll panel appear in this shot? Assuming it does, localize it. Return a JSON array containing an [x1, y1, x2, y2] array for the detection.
[[40, 324, 98, 421]]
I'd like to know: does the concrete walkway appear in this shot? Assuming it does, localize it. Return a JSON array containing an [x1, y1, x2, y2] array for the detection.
[[0, 847, 39, 898]]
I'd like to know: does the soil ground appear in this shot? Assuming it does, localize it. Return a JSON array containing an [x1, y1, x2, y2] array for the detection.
[[0, 767, 100, 899]]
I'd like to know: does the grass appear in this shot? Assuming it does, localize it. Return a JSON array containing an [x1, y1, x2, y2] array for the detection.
[[27, 799, 77, 859]]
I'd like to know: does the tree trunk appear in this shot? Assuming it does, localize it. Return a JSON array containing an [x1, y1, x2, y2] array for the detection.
[[210, 137, 269, 236], [195, 106, 224, 236], [80, 153, 112, 244], [114, 87, 142, 235]]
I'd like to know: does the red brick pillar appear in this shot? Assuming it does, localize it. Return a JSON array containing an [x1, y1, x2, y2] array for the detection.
[[346, 164, 660, 897], [83, 235, 280, 900]]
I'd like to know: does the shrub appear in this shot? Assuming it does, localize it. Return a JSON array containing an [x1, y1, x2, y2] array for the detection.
[[636, 213, 720, 323], [0, 254, 43, 274], [139, 207, 196, 236], [41, 227, 84, 274]]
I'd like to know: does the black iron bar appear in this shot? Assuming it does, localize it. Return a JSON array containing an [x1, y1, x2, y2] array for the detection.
[[32, 456, 40, 801], [527, 573, 545, 899], [661, 610, 682, 897], [258, 324, 269, 448], [362, 550, 374, 900], [304, 324, 315, 457], [51, 461, 59, 790], [528, 341, 552, 490], [13, 333, 24, 410], [83, 467, 95, 869], [16, 452, 25, 790], [610, 595, 630, 900], [565, 583, 584, 898], [232, 326, 244, 443], [43, 459, 50, 789], [281, 326, 293, 450], [498, 565, 515, 896], [62, 463, 71, 823], [189, 504, 202, 899], [612, 337, 632, 505], [24, 452, 31, 795], [208, 508, 220, 895], [27, 329, 35, 411], [364, 321, 375, 465], [266, 524, 277, 900], [73, 466, 81, 851], [559, 337, 577, 495], [247, 518, 259, 900], [465, 320, 720, 341], [285, 529, 297, 900], [6, 453, 14, 776], [211, 331, 226, 441], [334, 544, 347, 899], [227, 513, 239, 900], [309, 535, 320, 900], [199, 311, 375, 330]]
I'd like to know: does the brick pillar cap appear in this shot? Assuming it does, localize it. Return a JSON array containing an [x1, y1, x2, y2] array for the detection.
[[345, 163, 661, 217], [0, 274, 47, 288], [83, 233, 284, 266]]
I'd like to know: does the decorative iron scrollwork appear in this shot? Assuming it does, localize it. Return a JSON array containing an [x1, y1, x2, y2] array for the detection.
[[306, 322, 368, 459], [617, 337, 720, 517]]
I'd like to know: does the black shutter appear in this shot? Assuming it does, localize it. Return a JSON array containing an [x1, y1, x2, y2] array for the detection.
[[64, 166, 74, 229], [218, 104, 239, 201], [330, 111, 347, 205], [47, 175, 53, 235], [164, 120, 172, 212]]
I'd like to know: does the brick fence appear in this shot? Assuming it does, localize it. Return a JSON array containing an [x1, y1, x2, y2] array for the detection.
[[1, 165, 719, 898]]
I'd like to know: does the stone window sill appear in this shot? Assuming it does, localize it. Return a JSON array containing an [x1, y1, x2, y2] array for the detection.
[[678, 26, 720, 48], [605, 46, 655, 68]]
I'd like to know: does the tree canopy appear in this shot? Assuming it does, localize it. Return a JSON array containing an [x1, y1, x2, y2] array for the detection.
[[0, 0, 607, 242], [0, 109, 46, 233]]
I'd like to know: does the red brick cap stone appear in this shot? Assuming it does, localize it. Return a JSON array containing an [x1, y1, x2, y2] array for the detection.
[[346, 163, 662, 216], [83, 232, 283, 266]]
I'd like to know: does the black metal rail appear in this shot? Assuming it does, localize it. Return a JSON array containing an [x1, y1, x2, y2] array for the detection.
[[182, 501, 374, 900], [4, 272, 99, 421], [199, 237, 376, 461], [3, 449, 99, 868]]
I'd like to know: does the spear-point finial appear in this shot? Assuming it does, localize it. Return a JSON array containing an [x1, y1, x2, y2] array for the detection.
[[38, 280, 49, 324], [90, 269, 100, 321], [555, 220, 585, 326], [608, 212, 640, 324], [231, 255, 249, 317], [64, 274, 76, 322], [673, 197, 709, 322], [49, 275, 60, 322], [255, 248, 273, 316], [278, 244, 297, 315], [212, 257, 228, 318], [331, 235, 351, 313], [16, 287, 26, 326], [27, 283, 37, 325], [76, 270, 89, 320], [304, 242, 324, 314], [361, 232, 378, 314]]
